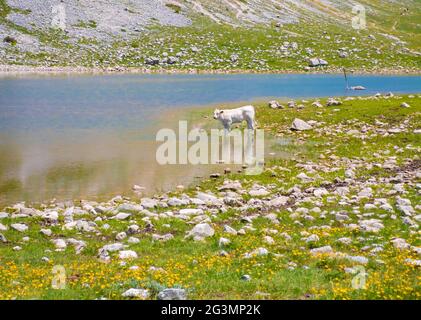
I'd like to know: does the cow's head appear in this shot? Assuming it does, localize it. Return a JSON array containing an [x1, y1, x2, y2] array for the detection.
[[213, 109, 224, 120]]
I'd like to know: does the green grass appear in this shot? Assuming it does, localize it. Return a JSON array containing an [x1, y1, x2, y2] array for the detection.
[[165, 3, 182, 14], [0, 0, 10, 19], [74, 20, 97, 29]]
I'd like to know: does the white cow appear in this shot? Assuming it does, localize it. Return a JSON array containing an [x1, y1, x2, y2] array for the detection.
[[213, 105, 256, 132]]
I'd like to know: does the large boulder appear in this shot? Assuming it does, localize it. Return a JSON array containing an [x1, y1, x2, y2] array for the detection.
[[359, 219, 384, 233], [266, 196, 289, 207], [185, 223, 215, 241], [11, 223, 28, 232], [308, 58, 328, 67], [291, 118, 312, 131], [326, 98, 342, 106], [158, 288, 187, 300], [145, 57, 160, 65], [122, 288, 149, 299], [118, 250, 138, 260], [141, 198, 158, 209], [268, 100, 283, 109], [310, 245, 333, 255]]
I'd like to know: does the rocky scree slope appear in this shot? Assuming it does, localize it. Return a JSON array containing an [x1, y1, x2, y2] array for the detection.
[[0, 0, 420, 71]]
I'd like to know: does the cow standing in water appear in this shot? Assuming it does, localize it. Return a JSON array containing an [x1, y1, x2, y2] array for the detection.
[[213, 105, 256, 134]]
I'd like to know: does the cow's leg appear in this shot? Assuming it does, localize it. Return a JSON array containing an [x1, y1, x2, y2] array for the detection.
[[224, 122, 231, 136], [246, 117, 255, 130]]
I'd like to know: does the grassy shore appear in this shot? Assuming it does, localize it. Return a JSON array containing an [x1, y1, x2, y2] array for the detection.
[[1, 64, 421, 76], [0, 93, 420, 300]]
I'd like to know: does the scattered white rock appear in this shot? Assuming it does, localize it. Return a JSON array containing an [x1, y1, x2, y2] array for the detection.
[[40, 229, 52, 236], [291, 118, 312, 131], [52, 239, 67, 250], [122, 288, 149, 299], [128, 237, 140, 244], [219, 237, 231, 247], [114, 212, 131, 220], [223, 225, 237, 235], [391, 238, 410, 250], [185, 223, 215, 241], [157, 288, 187, 300], [305, 234, 320, 243], [310, 246, 333, 255], [118, 250, 138, 260], [359, 219, 384, 233], [11, 223, 28, 232]]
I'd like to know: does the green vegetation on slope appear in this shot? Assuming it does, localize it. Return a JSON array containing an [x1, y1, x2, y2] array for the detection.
[[0, 0, 10, 20], [0, 1, 420, 72]]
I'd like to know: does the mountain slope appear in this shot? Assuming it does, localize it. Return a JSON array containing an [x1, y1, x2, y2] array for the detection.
[[0, 0, 420, 72]]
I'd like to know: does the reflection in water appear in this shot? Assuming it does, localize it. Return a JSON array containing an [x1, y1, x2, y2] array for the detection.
[[0, 130, 228, 206], [0, 126, 285, 206]]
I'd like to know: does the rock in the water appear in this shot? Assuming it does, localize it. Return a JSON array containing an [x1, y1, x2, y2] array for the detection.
[[351, 86, 366, 91]]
